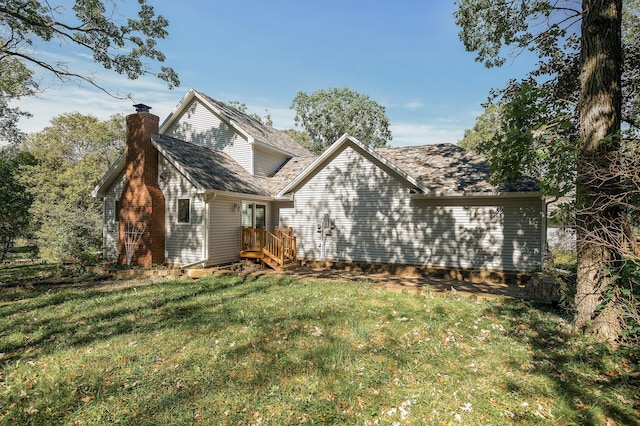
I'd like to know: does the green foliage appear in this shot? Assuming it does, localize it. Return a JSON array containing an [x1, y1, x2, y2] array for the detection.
[[457, 103, 502, 152], [283, 128, 313, 152], [0, 53, 37, 145], [0, 148, 36, 261], [290, 87, 392, 154], [607, 259, 640, 345], [0, 0, 179, 96], [478, 82, 578, 196], [19, 113, 125, 263], [454, 0, 574, 68]]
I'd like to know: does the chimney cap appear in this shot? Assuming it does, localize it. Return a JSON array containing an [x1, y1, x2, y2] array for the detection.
[[133, 103, 152, 113]]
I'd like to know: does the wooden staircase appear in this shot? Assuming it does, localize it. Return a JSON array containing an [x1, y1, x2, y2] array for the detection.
[[240, 226, 297, 271]]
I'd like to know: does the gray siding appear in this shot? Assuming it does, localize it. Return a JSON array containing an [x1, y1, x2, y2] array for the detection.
[[208, 196, 242, 265], [159, 156, 204, 266], [284, 145, 543, 272], [253, 145, 289, 177], [164, 99, 253, 173], [271, 200, 294, 230], [102, 173, 126, 260]]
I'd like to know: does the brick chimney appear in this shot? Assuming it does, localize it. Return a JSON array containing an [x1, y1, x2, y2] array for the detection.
[[118, 105, 165, 267]]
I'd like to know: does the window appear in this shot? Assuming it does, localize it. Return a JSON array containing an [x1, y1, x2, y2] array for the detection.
[[178, 198, 191, 223], [114, 200, 119, 222], [242, 203, 253, 227], [255, 204, 266, 228], [241, 203, 266, 228]]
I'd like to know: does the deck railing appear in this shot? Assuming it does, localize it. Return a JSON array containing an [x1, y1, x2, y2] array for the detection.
[[241, 226, 266, 252], [240, 226, 296, 269]]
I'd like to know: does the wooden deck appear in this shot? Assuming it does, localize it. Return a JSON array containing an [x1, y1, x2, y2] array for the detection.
[[240, 226, 298, 271]]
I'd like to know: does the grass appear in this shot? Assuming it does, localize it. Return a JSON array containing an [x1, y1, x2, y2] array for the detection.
[[0, 266, 638, 425]]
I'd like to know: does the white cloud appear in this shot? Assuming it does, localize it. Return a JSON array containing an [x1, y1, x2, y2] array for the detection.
[[390, 121, 465, 146], [16, 76, 181, 133]]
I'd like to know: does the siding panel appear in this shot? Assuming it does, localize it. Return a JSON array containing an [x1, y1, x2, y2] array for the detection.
[[287, 145, 543, 272], [159, 156, 204, 265], [208, 196, 242, 264], [164, 99, 253, 173], [254, 145, 289, 177]]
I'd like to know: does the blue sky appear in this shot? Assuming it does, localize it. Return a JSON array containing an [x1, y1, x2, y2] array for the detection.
[[17, 1, 537, 146]]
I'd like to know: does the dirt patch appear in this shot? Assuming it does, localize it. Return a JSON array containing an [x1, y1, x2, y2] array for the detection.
[[277, 266, 528, 299]]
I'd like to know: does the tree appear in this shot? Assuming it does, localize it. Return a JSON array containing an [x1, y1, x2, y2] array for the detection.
[[283, 128, 314, 152], [0, 0, 179, 98], [226, 100, 274, 126], [0, 54, 37, 144], [457, 103, 502, 152], [455, 0, 634, 342], [290, 87, 392, 154], [0, 147, 35, 261], [20, 113, 125, 262]]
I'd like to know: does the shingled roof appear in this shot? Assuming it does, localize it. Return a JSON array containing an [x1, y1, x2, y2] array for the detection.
[[265, 156, 317, 195], [151, 134, 270, 196], [376, 144, 538, 194], [269, 140, 538, 197], [195, 91, 310, 157]]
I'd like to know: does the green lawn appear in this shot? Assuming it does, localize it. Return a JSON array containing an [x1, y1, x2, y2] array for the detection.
[[0, 265, 638, 425]]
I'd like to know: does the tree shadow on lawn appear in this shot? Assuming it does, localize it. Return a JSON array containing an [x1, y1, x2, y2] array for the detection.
[[0, 273, 292, 363], [489, 300, 640, 425]]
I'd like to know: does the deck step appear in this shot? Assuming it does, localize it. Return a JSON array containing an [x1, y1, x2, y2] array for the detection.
[[239, 250, 264, 259], [260, 256, 298, 272]]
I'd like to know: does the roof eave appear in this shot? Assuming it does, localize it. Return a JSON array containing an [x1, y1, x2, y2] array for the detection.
[[91, 152, 125, 198], [252, 138, 297, 158], [199, 188, 274, 201], [410, 191, 544, 199]]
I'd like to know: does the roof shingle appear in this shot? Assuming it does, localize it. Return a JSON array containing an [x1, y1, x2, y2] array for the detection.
[[376, 144, 538, 194], [151, 134, 270, 196], [196, 91, 311, 157]]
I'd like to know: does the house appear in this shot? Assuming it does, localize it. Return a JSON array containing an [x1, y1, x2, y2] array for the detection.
[[92, 89, 547, 274]]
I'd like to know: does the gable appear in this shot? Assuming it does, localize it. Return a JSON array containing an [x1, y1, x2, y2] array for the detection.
[[160, 89, 310, 160], [277, 135, 425, 198], [297, 145, 413, 201], [162, 98, 254, 173]]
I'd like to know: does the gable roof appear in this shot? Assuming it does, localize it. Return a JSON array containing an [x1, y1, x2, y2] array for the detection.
[[271, 137, 539, 199], [151, 134, 270, 197], [376, 144, 538, 195], [160, 89, 310, 157], [275, 134, 428, 198]]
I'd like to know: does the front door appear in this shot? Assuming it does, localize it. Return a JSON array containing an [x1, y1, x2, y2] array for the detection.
[[242, 203, 266, 229]]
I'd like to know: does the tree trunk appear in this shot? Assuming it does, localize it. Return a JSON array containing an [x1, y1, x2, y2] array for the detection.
[[575, 0, 624, 342]]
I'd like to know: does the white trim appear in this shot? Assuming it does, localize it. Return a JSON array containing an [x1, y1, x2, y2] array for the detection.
[[201, 189, 273, 201], [410, 191, 544, 199], [177, 198, 192, 224], [203, 195, 210, 263], [252, 138, 296, 158]]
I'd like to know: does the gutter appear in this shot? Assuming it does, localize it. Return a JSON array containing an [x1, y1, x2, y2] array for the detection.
[[410, 191, 544, 199]]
